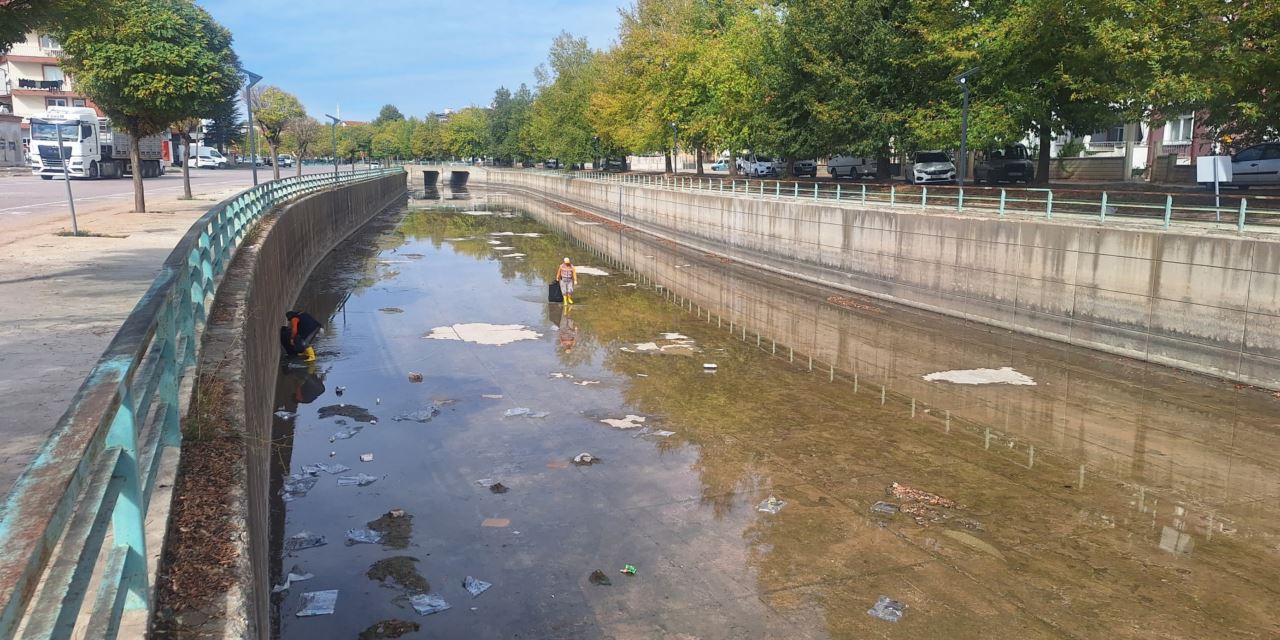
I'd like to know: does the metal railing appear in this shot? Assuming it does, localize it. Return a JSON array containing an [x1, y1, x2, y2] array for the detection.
[[0, 167, 403, 638], [564, 171, 1280, 231]]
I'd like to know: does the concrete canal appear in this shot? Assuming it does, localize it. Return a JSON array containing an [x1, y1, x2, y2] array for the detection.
[[267, 192, 1280, 639]]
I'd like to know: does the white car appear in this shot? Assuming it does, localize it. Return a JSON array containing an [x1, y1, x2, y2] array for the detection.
[[1226, 142, 1280, 188], [186, 149, 228, 169], [740, 155, 782, 177], [827, 155, 877, 179], [906, 151, 956, 184]]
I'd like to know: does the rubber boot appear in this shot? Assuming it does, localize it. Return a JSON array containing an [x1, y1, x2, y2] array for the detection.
[[304, 346, 316, 362], [566, 294, 573, 305]]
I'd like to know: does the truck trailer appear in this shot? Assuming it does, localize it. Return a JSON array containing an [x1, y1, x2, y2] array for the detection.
[[29, 106, 164, 179]]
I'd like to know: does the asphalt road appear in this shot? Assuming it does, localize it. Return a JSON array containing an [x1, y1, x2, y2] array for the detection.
[[0, 164, 340, 234]]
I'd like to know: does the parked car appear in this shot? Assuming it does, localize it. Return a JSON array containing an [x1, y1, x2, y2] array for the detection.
[[276, 154, 295, 168], [186, 148, 228, 169], [602, 157, 628, 172], [543, 159, 562, 169], [1225, 142, 1280, 188], [827, 155, 877, 179], [793, 159, 817, 178], [741, 155, 781, 177], [369, 161, 382, 169], [906, 151, 956, 184], [974, 144, 1035, 184], [711, 158, 730, 171]]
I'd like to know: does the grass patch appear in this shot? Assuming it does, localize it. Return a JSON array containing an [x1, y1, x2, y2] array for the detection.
[[53, 229, 128, 238]]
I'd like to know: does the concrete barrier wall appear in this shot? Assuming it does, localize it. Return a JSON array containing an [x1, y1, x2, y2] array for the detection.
[[489, 170, 1280, 390], [1050, 156, 1127, 181], [181, 173, 405, 637]]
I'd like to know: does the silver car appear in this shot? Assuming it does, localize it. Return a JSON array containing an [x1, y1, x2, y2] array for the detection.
[[1228, 143, 1280, 188]]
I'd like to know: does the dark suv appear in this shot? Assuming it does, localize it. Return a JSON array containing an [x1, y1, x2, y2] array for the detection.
[[974, 144, 1035, 184]]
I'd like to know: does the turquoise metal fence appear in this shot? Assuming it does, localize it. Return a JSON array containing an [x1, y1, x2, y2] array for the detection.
[[562, 170, 1279, 230], [0, 167, 402, 638]]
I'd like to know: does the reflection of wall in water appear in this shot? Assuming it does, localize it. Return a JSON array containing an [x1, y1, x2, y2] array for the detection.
[[493, 191, 1280, 524]]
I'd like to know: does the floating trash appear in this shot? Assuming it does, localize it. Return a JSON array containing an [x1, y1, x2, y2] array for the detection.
[[281, 474, 319, 501], [649, 429, 676, 438], [527, 411, 550, 419], [337, 473, 379, 487], [345, 528, 385, 545], [871, 501, 900, 515], [318, 404, 378, 422], [463, 576, 492, 598], [600, 415, 646, 429], [424, 323, 543, 346], [548, 372, 573, 379], [573, 380, 600, 386], [481, 518, 510, 528], [302, 463, 351, 475], [393, 405, 441, 423], [409, 593, 451, 616], [620, 564, 637, 576], [274, 410, 297, 420], [481, 394, 504, 399], [407, 372, 424, 383], [489, 482, 509, 494], [757, 496, 786, 514], [379, 308, 404, 314], [358, 620, 420, 639], [572, 452, 600, 466], [588, 570, 612, 586], [335, 386, 346, 395], [331, 426, 363, 441], [360, 453, 375, 462], [492, 245, 515, 250], [284, 531, 327, 552], [499, 253, 526, 258], [703, 363, 718, 371], [504, 408, 531, 418], [867, 595, 906, 623], [297, 589, 338, 617], [923, 367, 1036, 386], [272, 571, 315, 593]]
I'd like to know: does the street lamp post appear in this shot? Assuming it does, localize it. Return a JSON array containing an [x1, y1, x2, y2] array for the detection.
[[243, 69, 263, 184], [325, 114, 340, 177], [32, 117, 78, 234], [955, 68, 978, 186], [671, 122, 678, 175]]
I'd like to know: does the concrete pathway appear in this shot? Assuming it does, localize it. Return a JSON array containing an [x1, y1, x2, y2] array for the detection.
[[0, 179, 249, 493]]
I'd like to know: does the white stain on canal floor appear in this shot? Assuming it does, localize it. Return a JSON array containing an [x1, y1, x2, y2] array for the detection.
[[574, 266, 610, 276], [424, 323, 543, 346], [923, 366, 1036, 386]]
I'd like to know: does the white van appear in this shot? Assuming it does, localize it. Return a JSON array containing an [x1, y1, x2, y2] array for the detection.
[[187, 148, 228, 169], [827, 155, 877, 179]]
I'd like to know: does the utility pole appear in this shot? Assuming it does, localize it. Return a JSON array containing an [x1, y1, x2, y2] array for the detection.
[[325, 114, 340, 177], [955, 68, 978, 186], [671, 121, 678, 175]]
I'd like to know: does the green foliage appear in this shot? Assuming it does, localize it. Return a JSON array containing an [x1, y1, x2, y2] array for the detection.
[[443, 107, 491, 159], [525, 32, 601, 164], [283, 116, 323, 161], [57, 0, 240, 211], [0, 0, 96, 53], [337, 123, 373, 161], [489, 85, 534, 164], [372, 104, 406, 126], [202, 98, 244, 152], [251, 86, 305, 149], [412, 115, 445, 159]]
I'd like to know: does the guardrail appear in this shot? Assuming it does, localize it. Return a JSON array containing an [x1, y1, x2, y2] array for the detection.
[[0, 167, 403, 638], [565, 171, 1280, 231]]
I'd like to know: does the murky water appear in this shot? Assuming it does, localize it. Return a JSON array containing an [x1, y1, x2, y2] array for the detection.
[[270, 196, 1280, 639]]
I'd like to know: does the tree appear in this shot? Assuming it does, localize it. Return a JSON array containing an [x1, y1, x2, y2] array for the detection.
[[526, 32, 601, 166], [412, 114, 445, 159], [0, 0, 95, 52], [372, 104, 405, 127], [490, 85, 534, 165], [58, 0, 241, 212], [283, 116, 323, 176], [251, 86, 305, 180], [202, 98, 244, 153], [337, 123, 373, 163], [176, 116, 200, 199], [443, 107, 491, 160]]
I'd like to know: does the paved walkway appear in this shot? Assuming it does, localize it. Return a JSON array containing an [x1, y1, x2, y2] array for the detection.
[[0, 179, 249, 494]]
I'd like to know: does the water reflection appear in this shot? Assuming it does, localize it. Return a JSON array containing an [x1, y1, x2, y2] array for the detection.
[[271, 199, 1280, 638]]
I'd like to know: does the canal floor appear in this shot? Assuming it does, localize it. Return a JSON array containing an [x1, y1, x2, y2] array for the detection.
[[270, 199, 1280, 639]]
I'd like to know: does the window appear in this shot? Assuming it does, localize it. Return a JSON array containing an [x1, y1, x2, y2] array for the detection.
[[1166, 114, 1194, 143], [1263, 145, 1280, 161], [42, 66, 64, 82], [72, 99, 86, 107], [38, 35, 61, 51], [1233, 146, 1264, 162], [46, 98, 67, 107]]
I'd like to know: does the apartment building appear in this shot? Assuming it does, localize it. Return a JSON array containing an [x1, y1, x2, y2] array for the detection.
[[0, 31, 99, 164]]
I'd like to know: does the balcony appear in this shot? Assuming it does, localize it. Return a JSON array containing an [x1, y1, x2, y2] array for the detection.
[[13, 79, 64, 91]]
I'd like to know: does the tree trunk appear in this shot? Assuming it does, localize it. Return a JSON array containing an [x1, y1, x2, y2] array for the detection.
[[181, 135, 192, 199], [785, 158, 795, 179], [729, 150, 738, 177], [296, 148, 303, 178], [876, 150, 891, 179], [130, 133, 145, 212], [664, 152, 672, 174], [696, 147, 704, 176], [1036, 122, 1052, 185], [270, 142, 280, 180]]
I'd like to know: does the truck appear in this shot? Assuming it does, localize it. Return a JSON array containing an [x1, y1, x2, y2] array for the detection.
[[29, 106, 164, 180]]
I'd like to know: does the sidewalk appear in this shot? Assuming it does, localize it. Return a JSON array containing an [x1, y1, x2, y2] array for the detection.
[[0, 181, 248, 494]]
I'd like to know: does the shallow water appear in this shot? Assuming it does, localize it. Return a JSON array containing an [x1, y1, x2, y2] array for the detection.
[[270, 202, 1280, 639]]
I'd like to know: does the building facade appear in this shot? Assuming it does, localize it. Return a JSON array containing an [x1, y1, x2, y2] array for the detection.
[[0, 31, 99, 163]]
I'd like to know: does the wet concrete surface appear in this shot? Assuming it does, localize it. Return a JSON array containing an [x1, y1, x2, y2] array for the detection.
[[269, 195, 1280, 639]]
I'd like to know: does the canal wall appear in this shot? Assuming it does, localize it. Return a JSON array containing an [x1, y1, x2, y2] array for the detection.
[[177, 173, 405, 638], [488, 171, 1280, 390]]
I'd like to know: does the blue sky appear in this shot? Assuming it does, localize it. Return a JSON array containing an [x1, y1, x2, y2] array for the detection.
[[199, 0, 625, 121]]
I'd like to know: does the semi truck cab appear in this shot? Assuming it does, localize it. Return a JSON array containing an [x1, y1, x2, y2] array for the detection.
[[29, 106, 164, 179]]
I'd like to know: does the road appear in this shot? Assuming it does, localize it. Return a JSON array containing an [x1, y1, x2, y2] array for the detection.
[[0, 164, 341, 236]]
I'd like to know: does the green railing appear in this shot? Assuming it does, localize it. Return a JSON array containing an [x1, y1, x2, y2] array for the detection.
[[567, 171, 1280, 231], [0, 167, 402, 638]]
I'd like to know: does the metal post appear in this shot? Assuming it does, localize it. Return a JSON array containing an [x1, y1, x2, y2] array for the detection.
[[1100, 192, 1108, 222], [999, 188, 1006, 215], [793, 182, 798, 198], [836, 184, 842, 201], [325, 114, 340, 177], [1163, 194, 1172, 229], [671, 122, 678, 175], [1046, 190, 1054, 219], [861, 184, 867, 205], [958, 81, 970, 186], [922, 186, 928, 209], [53, 122, 78, 234], [814, 183, 819, 200], [1238, 198, 1247, 232], [890, 185, 896, 207], [243, 69, 263, 185]]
